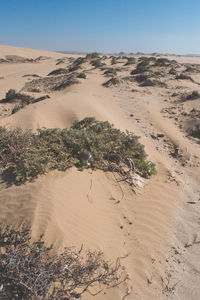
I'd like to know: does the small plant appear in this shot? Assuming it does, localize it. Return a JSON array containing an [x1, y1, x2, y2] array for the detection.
[[11, 103, 26, 114], [29, 88, 41, 93], [111, 57, 117, 65], [68, 65, 80, 73], [2, 90, 34, 104], [86, 52, 99, 59], [102, 77, 121, 87], [104, 68, 117, 76], [5, 89, 16, 99], [130, 60, 150, 75], [176, 73, 193, 81], [153, 58, 171, 67], [90, 59, 105, 68], [77, 72, 87, 79], [73, 56, 87, 66], [0, 223, 125, 300], [124, 57, 136, 66], [169, 68, 177, 75], [183, 90, 200, 101], [48, 68, 68, 76]]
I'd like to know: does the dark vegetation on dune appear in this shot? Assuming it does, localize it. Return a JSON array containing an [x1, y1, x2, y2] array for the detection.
[[0, 223, 126, 300], [102, 77, 121, 87], [22, 74, 80, 93], [181, 91, 200, 102], [0, 118, 156, 185], [0, 89, 50, 114]]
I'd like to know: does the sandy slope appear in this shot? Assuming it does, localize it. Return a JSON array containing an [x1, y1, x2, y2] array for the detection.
[[0, 44, 62, 59], [0, 45, 200, 299]]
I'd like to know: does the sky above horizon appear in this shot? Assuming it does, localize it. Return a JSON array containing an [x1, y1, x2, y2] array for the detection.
[[0, 0, 200, 54]]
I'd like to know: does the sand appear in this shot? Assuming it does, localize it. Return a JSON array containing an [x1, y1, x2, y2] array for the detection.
[[0, 45, 200, 299]]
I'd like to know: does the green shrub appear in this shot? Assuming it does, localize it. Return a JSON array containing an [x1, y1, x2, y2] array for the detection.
[[11, 103, 26, 114], [73, 56, 87, 66], [153, 58, 171, 67], [111, 57, 117, 65], [47, 68, 68, 76], [130, 61, 149, 75], [86, 52, 99, 59], [90, 59, 105, 68], [0, 118, 156, 184], [5, 89, 16, 99], [124, 57, 136, 66], [102, 77, 121, 87], [169, 68, 177, 75], [0, 223, 124, 300], [183, 90, 200, 101], [77, 72, 87, 79], [176, 73, 193, 81], [29, 88, 41, 93], [104, 68, 117, 76]]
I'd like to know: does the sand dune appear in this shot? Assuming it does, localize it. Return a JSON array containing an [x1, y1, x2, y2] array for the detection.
[[0, 45, 200, 299]]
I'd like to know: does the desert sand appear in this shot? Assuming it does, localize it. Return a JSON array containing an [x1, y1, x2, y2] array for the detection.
[[0, 45, 200, 299]]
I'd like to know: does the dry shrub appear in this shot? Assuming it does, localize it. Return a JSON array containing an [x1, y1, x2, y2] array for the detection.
[[0, 224, 126, 300]]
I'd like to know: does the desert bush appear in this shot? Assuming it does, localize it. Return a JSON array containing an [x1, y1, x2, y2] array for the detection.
[[124, 57, 136, 66], [68, 65, 80, 73], [169, 68, 177, 75], [139, 79, 156, 87], [0, 223, 125, 300], [5, 89, 16, 99], [29, 88, 41, 93], [1, 90, 35, 104], [86, 52, 99, 59], [53, 77, 80, 91], [176, 73, 193, 81], [48, 68, 68, 76], [104, 68, 117, 76], [77, 72, 87, 79], [90, 59, 105, 68], [102, 77, 121, 87], [0, 118, 156, 184], [111, 57, 117, 65], [73, 57, 87, 66], [138, 56, 156, 63], [130, 60, 150, 75], [11, 95, 50, 114], [183, 90, 200, 101], [134, 74, 149, 83], [153, 58, 171, 67], [11, 103, 26, 114]]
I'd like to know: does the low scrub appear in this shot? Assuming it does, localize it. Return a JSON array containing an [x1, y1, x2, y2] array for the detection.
[[0, 223, 125, 299], [176, 73, 193, 81], [111, 57, 117, 65], [86, 52, 99, 59], [102, 77, 121, 87], [47, 68, 68, 76], [104, 68, 117, 76], [124, 57, 136, 66], [169, 68, 177, 75], [130, 61, 150, 75], [182, 90, 200, 101], [1, 89, 35, 104], [90, 59, 105, 68], [77, 72, 87, 79], [0, 118, 156, 184]]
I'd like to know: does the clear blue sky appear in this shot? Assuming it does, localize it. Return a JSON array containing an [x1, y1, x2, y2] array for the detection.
[[0, 0, 200, 54]]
